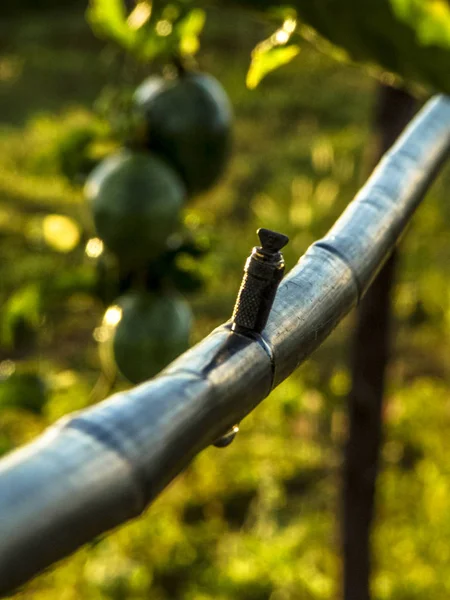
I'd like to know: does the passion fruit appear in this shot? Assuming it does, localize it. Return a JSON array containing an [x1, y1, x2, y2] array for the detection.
[[108, 290, 192, 383], [133, 71, 232, 195], [85, 149, 186, 266]]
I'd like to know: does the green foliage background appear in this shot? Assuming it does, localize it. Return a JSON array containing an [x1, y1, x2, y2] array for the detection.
[[1, 2, 450, 599]]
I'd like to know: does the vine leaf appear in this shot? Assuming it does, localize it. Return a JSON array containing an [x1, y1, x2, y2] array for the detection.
[[177, 9, 206, 55], [87, 0, 135, 49], [390, 0, 450, 47], [247, 17, 300, 89], [1, 284, 42, 349], [247, 45, 300, 89], [87, 0, 205, 61]]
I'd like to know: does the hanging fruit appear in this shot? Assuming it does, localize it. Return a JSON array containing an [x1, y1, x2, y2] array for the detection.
[[133, 68, 233, 195], [85, 149, 186, 267], [83, 60, 232, 387], [104, 290, 192, 383]]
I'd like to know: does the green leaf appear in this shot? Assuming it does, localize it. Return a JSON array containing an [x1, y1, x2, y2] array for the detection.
[[247, 44, 301, 89], [177, 8, 206, 38], [86, 1, 206, 62], [86, 0, 134, 48], [290, 0, 450, 94], [1, 284, 42, 349], [133, 32, 162, 61], [0, 372, 48, 415], [390, 0, 450, 48], [177, 8, 206, 55]]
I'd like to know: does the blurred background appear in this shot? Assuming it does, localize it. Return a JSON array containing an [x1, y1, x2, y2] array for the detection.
[[1, 1, 450, 599]]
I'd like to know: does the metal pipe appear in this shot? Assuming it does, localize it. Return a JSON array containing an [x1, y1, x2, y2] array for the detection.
[[0, 95, 449, 595]]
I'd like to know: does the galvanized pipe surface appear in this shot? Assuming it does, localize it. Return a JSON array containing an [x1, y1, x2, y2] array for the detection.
[[0, 95, 450, 595]]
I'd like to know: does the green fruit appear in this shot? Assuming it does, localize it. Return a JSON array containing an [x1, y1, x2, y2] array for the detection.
[[85, 150, 186, 266], [0, 372, 47, 415], [133, 71, 232, 195], [110, 291, 192, 383]]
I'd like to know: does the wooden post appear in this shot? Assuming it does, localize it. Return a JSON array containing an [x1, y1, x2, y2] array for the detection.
[[342, 85, 417, 600]]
